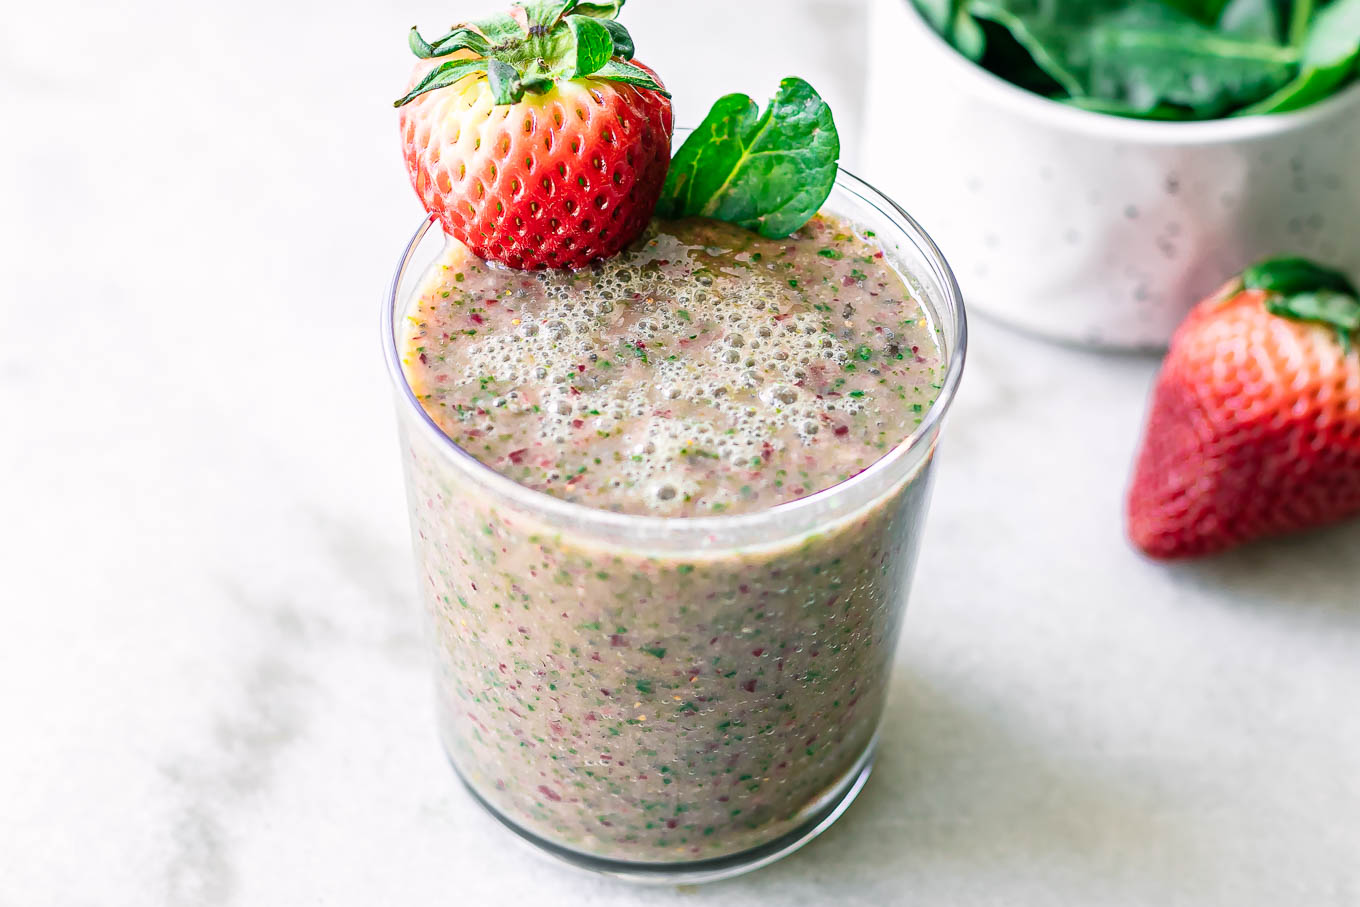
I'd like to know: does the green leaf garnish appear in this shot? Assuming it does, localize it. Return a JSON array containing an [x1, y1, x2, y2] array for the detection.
[[1247, 255, 1360, 352], [657, 77, 839, 239]]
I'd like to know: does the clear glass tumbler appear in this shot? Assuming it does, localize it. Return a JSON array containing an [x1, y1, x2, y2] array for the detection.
[[382, 168, 967, 883]]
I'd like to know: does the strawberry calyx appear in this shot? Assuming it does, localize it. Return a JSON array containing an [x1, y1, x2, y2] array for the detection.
[[394, 0, 665, 108], [1242, 256, 1360, 353]]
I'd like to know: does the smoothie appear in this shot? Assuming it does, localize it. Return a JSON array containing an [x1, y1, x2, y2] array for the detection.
[[395, 213, 946, 863]]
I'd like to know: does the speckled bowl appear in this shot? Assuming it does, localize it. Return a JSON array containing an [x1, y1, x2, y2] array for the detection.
[[863, 0, 1360, 349]]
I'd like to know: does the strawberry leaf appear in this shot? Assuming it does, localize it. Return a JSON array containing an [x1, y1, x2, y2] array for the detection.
[[398, 1, 653, 109], [573, 1, 626, 17], [657, 77, 839, 239], [592, 61, 669, 94], [409, 26, 491, 59], [567, 15, 614, 76], [1249, 256, 1360, 352], [522, 1, 577, 27], [600, 19, 635, 60], [1265, 290, 1360, 331], [486, 59, 524, 104], [473, 12, 528, 46], [1266, 290, 1360, 351], [1243, 256, 1359, 296], [393, 59, 488, 107]]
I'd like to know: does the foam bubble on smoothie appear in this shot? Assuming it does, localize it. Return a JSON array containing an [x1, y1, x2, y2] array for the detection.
[[402, 217, 943, 515]]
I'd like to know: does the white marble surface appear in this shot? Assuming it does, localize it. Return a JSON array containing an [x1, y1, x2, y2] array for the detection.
[[2, 2, 1358, 905]]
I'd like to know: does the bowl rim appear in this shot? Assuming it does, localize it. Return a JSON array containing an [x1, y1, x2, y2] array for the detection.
[[887, 0, 1360, 145]]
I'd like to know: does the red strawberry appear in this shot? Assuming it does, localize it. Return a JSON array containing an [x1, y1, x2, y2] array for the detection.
[[394, 2, 672, 269], [1127, 259, 1360, 558]]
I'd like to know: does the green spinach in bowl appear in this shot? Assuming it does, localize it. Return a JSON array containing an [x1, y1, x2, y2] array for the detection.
[[914, 0, 1360, 118]]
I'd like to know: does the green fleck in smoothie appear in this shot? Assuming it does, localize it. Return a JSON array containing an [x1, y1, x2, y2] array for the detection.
[[396, 214, 945, 863]]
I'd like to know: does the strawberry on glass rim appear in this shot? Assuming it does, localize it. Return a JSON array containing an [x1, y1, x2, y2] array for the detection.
[[395, 1, 673, 269], [1127, 257, 1360, 559]]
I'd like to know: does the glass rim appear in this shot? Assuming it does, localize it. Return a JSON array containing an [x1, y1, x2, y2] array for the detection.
[[381, 165, 968, 539]]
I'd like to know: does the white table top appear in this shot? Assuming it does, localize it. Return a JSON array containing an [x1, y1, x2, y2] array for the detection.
[[3, 1, 1357, 904]]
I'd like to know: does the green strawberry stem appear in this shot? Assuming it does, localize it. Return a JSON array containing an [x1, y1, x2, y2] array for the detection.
[[1245, 256, 1360, 353], [394, 0, 665, 107]]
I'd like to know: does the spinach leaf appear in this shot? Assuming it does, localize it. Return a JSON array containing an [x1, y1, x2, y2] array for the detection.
[[1085, 4, 1298, 116], [1065, 95, 1201, 116], [953, 8, 989, 59], [965, 0, 1095, 97], [915, 0, 953, 33], [656, 78, 839, 239], [1159, 0, 1234, 25], [913, 0, 1360, 118], [976, 17, 1070, 95], [918, 0, 989, 57], [1237, 0, 1360, 112], [1216, 0, 1288, 41]]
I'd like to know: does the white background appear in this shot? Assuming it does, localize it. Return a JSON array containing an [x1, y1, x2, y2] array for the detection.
[[2, 1, 1358, 905]]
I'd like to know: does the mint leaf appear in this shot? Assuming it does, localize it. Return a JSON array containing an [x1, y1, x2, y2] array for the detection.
[[657, 77, 839, 239]]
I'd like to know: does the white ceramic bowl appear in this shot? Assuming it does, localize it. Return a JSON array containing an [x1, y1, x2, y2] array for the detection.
[[863, 0, 1360, 349]]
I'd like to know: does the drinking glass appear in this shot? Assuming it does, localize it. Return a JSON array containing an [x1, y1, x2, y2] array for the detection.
[[382, 165, 967, 883]]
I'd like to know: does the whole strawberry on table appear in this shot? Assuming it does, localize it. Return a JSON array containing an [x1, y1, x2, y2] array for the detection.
[[1128, 258, 1360, 558]]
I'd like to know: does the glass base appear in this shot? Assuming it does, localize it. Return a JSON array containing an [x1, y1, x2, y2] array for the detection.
[[449, 734, 879, 885]]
